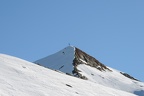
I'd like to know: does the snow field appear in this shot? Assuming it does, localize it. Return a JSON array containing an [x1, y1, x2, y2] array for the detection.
[[0, 54, 137, 96]]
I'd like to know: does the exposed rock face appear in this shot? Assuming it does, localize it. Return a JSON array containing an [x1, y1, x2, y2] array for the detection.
[[72, 47, 112, 79], [74, 48, 111, 71], [120, 72, 139, 81]]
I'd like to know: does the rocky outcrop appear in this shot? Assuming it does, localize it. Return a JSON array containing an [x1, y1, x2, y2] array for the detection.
[[120, 72, 139, 81], [72, 47, 112, 79], [73, 48, 111, 71]]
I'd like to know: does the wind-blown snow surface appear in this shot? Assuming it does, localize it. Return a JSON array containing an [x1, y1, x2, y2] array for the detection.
[[35, 46, 144, 96], [0, 54, 137, 96]]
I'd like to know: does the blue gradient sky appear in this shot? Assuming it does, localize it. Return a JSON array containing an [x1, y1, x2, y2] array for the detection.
[[0, 1, 144, 81]]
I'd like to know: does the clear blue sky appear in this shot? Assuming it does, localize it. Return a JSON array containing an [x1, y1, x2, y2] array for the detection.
[[0, 1, 144, 81]]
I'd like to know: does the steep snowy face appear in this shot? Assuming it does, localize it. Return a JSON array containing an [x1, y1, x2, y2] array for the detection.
[[35, 46, 75, 74]]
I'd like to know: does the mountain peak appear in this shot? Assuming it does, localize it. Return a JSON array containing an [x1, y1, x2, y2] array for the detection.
[[34, 46, 144, 95], [34, 46, 111, 76]]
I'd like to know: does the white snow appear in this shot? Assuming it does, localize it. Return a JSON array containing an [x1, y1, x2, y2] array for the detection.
[[34, 46, 144, 96], [0, 54, 138, 96], [77, 64, 144, 94], [35, 46, 75, 74], [79, 58, 87, 64]]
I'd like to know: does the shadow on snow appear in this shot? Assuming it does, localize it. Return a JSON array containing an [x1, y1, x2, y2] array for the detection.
[[134, 90, 144, 96]]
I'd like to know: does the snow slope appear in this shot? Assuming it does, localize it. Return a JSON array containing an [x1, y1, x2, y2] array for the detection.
[[35, 46, 75, 74], [35, 46, 144, 96], [78, 64, 144, 95], [0, 54, 137, 96]]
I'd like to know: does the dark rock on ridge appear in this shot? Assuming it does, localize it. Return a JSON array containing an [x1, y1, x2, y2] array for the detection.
[[120, 72, 139, 81], [72, 47, 112, 79], [73, 47, 112, 71]]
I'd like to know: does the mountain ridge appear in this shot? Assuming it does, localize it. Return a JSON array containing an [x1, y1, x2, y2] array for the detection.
[[34, 46, 144, 96]]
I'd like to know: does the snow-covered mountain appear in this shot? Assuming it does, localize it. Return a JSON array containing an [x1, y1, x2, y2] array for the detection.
[[0, 54, 137, 96], [35, 46, 144, 96]]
